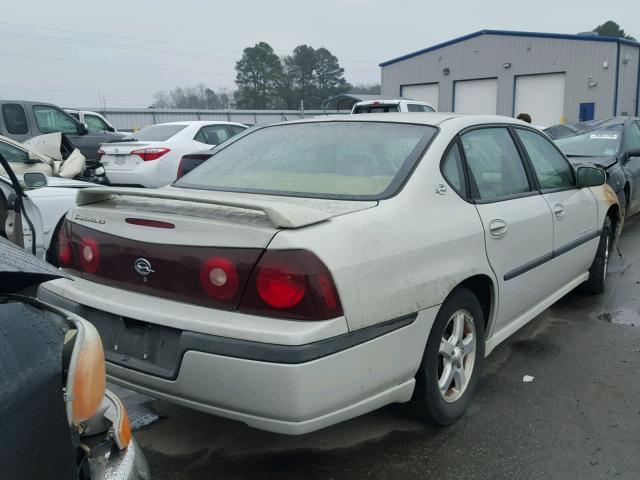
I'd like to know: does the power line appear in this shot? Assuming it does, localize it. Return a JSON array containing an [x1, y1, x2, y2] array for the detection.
[[0, 50, 235, 77]]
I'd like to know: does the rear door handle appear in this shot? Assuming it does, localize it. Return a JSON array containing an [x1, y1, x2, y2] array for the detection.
[[553, 204, 566, 219], [489, 219, 507, 237]]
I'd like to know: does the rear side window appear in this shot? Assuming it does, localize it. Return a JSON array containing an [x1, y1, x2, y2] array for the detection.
[[515, 129, 574, 190], [2, 104, 29, 135], [195, 125, 231, 145], [441, 143, 464, 194], [33, 105, 78, 134], [461, 128, 531, 200], [229, 125, 247, 135], [123, 124, 187, 141], [407, 104, 421, 112]]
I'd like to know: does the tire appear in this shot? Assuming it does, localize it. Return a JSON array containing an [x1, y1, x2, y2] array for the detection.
[[583, 217, 612, 295], [411, 286, 485, 426]]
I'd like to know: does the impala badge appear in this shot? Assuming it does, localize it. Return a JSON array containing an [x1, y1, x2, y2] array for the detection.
[[134, 258, 154, 280]]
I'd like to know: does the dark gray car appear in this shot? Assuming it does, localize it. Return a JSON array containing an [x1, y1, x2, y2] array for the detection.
[[546, 117, 640, 219], [0, 100, 127, 160]]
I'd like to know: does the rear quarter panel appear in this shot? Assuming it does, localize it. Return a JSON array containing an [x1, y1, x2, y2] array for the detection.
[[269, 133, 494, 331]]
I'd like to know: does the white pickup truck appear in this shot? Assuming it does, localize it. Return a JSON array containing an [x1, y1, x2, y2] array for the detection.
[[351, 99, 437, 114]]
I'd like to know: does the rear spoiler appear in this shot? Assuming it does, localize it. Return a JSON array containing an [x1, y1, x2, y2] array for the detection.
[[75, 187, 333, 229]]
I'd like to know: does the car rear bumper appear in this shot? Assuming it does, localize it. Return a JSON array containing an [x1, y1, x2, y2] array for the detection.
[[39, 283, 436, 435]]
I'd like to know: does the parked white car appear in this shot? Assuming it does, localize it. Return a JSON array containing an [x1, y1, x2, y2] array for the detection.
[[0, 168, 96, 261], [351, 99, 437, 114], [99, 121, 248, 188], [39, 114, 618, 435]]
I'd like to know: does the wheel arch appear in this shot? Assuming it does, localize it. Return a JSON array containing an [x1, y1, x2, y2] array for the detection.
[[449, 274, 495, 337]]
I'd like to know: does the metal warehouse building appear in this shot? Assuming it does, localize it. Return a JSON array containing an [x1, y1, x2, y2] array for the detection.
[[380, 30, 640, 126]]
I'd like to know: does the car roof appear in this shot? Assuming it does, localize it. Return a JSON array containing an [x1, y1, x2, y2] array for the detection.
[[155, 120, 247, 127], [355, 99, 428, 106], [285, 112, 532, 129]]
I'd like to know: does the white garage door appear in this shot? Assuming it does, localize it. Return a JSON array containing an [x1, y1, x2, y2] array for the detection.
[[454, 78, 498, 114], [401, 83, 439, 109], [514, 73, 566, 127]]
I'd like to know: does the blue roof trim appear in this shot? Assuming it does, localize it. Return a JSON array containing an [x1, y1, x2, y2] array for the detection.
[[379, 29, 640, 67]]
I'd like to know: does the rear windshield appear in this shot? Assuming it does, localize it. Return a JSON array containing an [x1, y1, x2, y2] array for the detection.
[[352, 105, 400, 114], [555, 126, 622, 157], [123, 124, 186, 141], [174, 121, 436, 200]]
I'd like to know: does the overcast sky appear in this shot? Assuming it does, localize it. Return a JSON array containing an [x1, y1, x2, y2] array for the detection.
[[1, 0, 638, 108]]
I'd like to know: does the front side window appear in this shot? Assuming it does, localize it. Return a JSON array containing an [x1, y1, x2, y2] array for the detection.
[[407, 104, 421, 112], [175, 121, 436, 199], [0, 141, 29, 163], [2, 104, 29, 135], [421, 105, 436, 112], [516, 129, 574, 190], [33, 105, 78, 134], [627, 122, 640, 150], [461, 128, 531, 200], [555, 126, 622, 157], [85, 114, 110, 132]]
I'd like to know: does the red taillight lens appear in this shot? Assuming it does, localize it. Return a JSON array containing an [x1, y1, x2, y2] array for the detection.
[[177, 158, 186, 179], [199, 257, 239, 300], [130, 147, 171, 161], [256, 265, 306, 308], [97, 149, 105, 160], [240, 250, 343, 320], [57, 220, 73, 267], [78, 236, 100, 273]]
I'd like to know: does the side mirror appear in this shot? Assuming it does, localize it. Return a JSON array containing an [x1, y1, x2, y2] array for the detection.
[[627, 148, 640, 159], [107, 126, 115, 132], [23, 171, 48, 189], [79, 122, 89, 135], [577, 166, 606, 188]]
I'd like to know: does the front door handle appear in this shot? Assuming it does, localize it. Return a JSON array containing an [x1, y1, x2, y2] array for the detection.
[[553, 204, 566, 219], [489, 219, 507, 237]]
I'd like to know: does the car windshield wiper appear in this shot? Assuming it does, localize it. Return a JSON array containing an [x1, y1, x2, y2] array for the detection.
[[565, 154, 599, 158]]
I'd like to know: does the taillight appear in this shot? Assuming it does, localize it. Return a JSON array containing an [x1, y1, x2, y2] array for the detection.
[[199, 257, 239, 300], [97, 148, 105, 160], [78, 236, 100, 273], [57, 220, 72, 267], [177, 158, 186, 179], [239, 250, 343, 320], [131, 147, 171, 161]]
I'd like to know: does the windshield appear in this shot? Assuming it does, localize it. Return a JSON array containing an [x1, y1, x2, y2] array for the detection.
[[123, 124, 187, 141], [555, 126, 622, 157], [174, 121, 436, 199]]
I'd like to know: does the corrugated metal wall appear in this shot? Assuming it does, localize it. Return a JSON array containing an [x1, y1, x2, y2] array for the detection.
[[73, 109, 346, 131], [381, 34, 640, 123]]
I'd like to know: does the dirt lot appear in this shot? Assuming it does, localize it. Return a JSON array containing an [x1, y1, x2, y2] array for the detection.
[[116, 217, 640, 480]]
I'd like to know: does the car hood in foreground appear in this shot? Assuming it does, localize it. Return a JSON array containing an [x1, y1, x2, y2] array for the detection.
[[0, 237, 67, 293]]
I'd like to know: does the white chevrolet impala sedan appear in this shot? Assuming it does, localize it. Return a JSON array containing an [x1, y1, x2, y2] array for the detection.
[[39, 114, 619, 434]]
